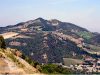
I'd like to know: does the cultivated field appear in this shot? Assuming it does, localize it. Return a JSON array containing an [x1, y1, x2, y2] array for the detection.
[[0, 32, 19, 39], [63, 58, 83, 66]]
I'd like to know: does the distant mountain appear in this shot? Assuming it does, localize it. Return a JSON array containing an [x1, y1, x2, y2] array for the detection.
[[0, 18, 100, 65], [0, 17, 88, 33]]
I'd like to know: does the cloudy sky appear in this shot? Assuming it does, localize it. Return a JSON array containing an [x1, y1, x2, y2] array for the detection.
[[0, 0, 100, 32]]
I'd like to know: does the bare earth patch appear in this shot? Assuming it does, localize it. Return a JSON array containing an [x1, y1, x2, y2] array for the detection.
[[0, 32, 19, 39]]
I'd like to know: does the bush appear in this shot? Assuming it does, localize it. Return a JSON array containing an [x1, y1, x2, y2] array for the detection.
[[41, 64, 74, 74], [21, 54, 39, 68], [0, 35, 6, 49], [7, 52, 24, 68]]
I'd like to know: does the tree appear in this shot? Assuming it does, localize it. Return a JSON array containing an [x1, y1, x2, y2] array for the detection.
[[0, 35, 6, 49]]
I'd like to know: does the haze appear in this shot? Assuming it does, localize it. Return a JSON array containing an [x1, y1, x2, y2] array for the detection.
[[0, 0, 100, 32]]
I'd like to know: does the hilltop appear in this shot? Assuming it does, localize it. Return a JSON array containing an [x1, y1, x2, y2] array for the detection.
[[0, 17, 100, 67]]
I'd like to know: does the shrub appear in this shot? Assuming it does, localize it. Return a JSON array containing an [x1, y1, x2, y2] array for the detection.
[[0, 35, 6, 49], [7, 52, 24, 68], [21, 54, 39, 68], [41, 64, 74, 74]]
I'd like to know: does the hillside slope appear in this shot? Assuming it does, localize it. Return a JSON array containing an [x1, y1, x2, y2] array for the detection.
[[0, 18, 88, 33], [0, 48, 39, 74], [0, 18, 100, 65]]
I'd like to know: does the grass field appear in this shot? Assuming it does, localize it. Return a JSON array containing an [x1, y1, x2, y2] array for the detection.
[[0, 32, 19, 39], [63, 58, 83, 66]]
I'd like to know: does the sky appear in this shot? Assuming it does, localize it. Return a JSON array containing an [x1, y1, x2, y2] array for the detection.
[[0, 0, 100, 32]]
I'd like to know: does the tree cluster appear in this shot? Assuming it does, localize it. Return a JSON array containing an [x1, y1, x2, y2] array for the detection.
[[0, 35, 6, 49]]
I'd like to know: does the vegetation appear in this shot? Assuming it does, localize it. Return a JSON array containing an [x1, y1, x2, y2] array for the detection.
[[40, 64, 74, 74], [5, 32, 90, 63], [63, 58, 83, 66], [5, 49, 25, 68], [77, 31, 93, 43], [1, 18, 100, 74], [90, 34, 100, 45], [0, 35, 6, 49], [1, 36, 75, 74], [21, 53, 75, 74], [84, 44, 100, 52], [21, 54, 39, 68], [77, 32, 93, 39]]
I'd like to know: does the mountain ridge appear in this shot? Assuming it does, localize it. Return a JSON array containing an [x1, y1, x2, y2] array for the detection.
[[0, 17, 89, 33], [0, 17, 100, 66]]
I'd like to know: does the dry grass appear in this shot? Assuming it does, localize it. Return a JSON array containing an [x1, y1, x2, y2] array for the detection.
[[0, 32, 19, 39], [63, 58, 83, 66], [0, 58, 7, 66]]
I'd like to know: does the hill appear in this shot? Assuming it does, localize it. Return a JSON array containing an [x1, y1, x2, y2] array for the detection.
[[0, 17, 100, 66], [0, 17, 88, 33], [0, 36, 76, 74], [0, 48, 39, 74], [0, 35, 39, 74]]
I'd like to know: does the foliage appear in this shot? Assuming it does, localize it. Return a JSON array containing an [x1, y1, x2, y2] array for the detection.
[[77, 31, 93, 43], [0, 35, 6, 49], [41, 64, 74, 74], [5, 32, 90, 63], [21, 54, 39, 68], [21, 53, 75, 74], [6, 51, 24, 68]]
